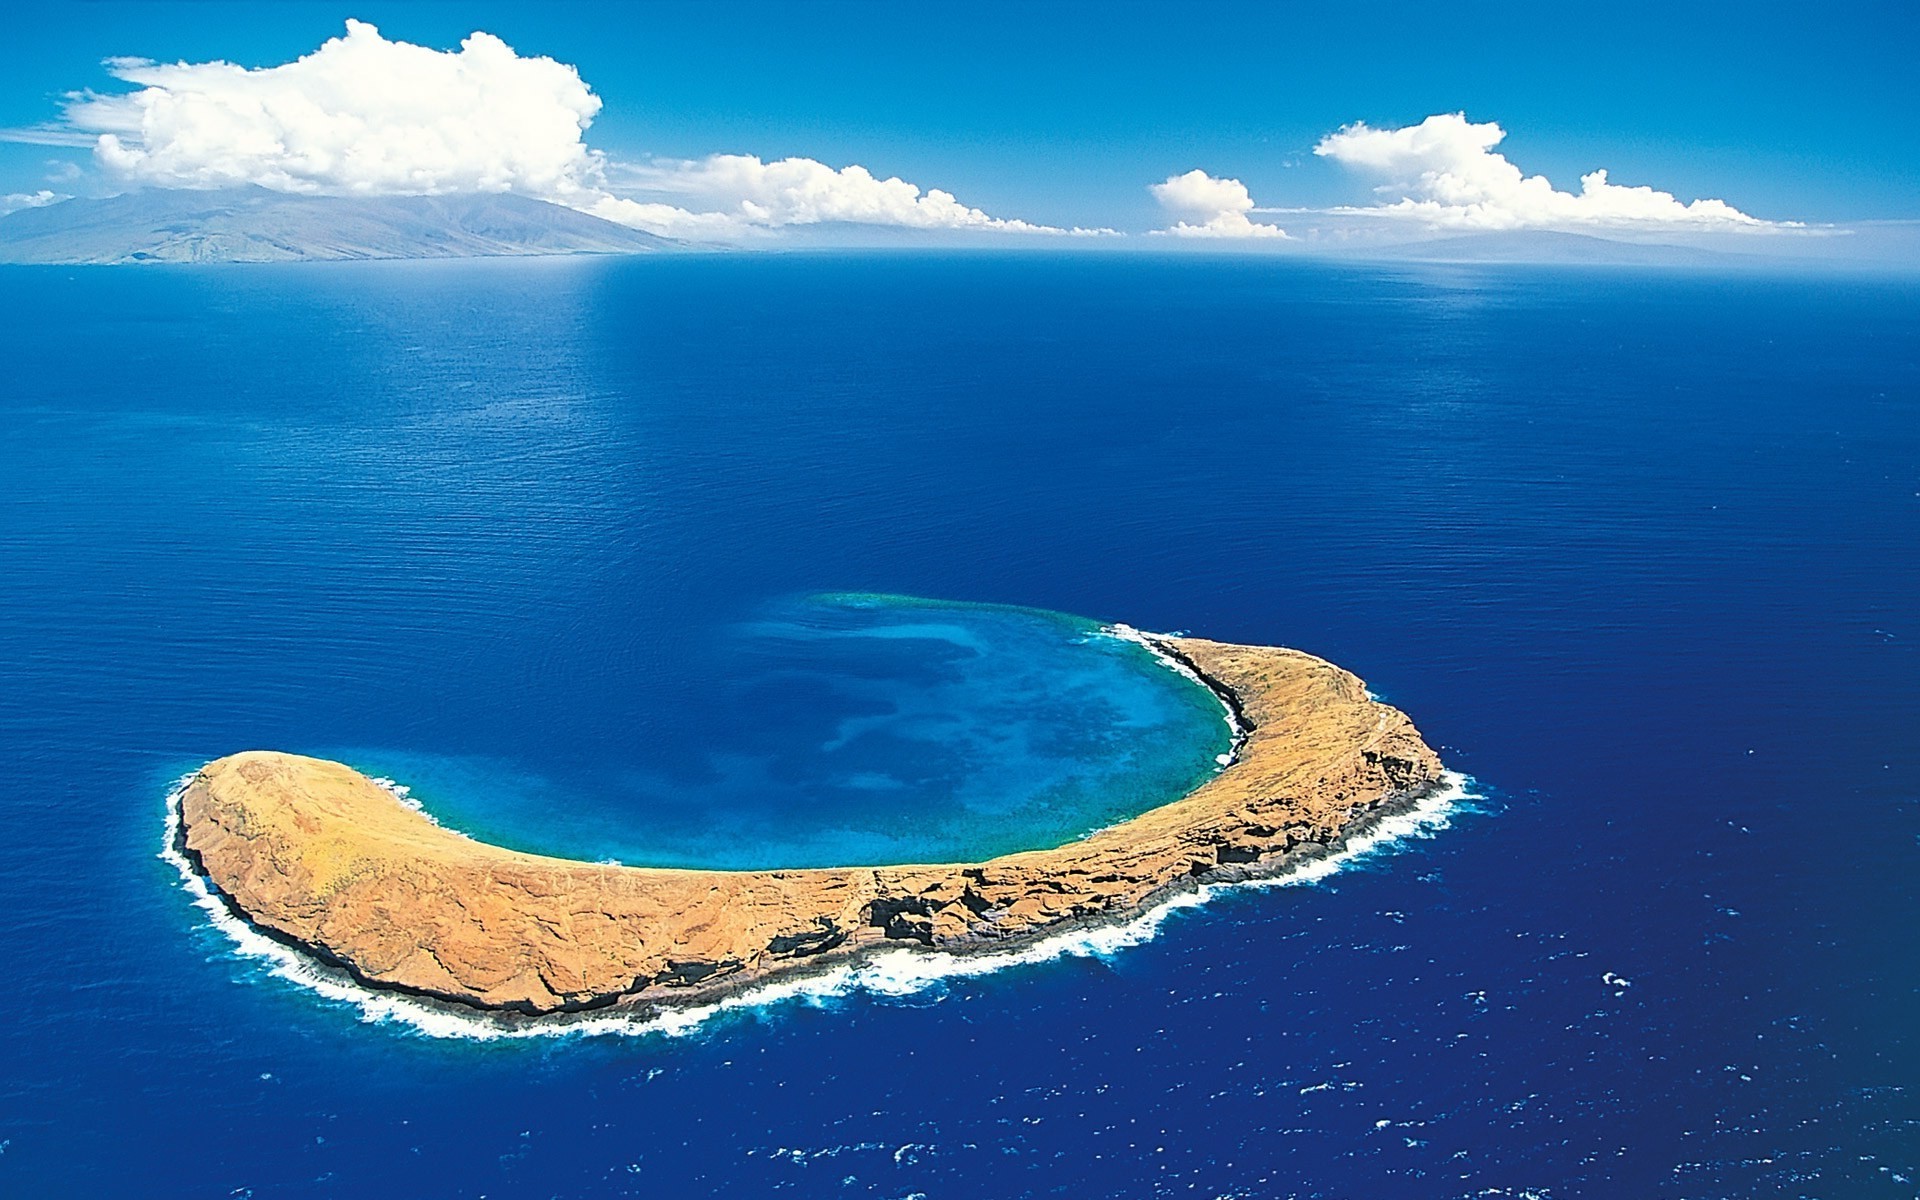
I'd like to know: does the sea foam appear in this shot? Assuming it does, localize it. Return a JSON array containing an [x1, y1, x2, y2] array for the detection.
[[160, 769, 1478, 1042], [1100, 622, 1250, 752]]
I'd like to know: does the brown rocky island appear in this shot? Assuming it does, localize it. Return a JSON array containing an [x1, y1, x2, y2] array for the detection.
[[173, 635, 1445, 1019]]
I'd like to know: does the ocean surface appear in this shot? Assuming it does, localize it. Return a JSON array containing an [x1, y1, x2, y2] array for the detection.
[[0, 253, 1914, 1196]]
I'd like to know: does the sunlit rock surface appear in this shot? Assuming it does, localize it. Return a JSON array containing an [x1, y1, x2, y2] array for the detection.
[[175, 635, 1444, 1016]]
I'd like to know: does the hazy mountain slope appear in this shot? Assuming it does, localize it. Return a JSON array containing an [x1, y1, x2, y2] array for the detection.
[[0, 189, 668, 263], [1354, 229, 1739, 267]]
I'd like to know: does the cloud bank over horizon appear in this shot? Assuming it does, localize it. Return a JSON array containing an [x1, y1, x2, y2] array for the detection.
[[1139, 114, 1800, 248], [1313, 113, 1790, 232], [596, 154, 1109, 238], [42, 20, 1081, 241], [11, 23, 1819, 251], [1148, 170, 1289, 239]]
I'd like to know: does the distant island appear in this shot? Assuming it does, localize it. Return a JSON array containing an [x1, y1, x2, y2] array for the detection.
[[171, 634, 1444, 1018], [0, 188, 668, 264], [0, 189, 1811, 269], [1352, 228, 1743, 268]]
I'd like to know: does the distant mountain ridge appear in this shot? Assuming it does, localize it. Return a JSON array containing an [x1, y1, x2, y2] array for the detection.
[[0, 188, 669, 264], [1352, 229, 1739, 267]]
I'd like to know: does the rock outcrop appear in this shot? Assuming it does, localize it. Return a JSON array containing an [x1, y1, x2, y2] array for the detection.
[[175, 636, 1444, 1016]]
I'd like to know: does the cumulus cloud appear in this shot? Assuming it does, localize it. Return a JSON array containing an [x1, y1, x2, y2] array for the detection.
[[1314, 113, 1787, 231], [1148, 169, 1290, 238], [47, 20, 1075, 241], [1, 190, 66, 216], [596, 154, 1111, 238], [68, 20, 605, 201]]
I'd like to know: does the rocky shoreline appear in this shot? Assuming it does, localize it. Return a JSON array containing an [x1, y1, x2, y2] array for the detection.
[[173, 635, 1445, 1018]]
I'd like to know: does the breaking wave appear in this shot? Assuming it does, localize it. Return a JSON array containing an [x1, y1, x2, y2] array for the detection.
[[161, 769, 1479, 1042]]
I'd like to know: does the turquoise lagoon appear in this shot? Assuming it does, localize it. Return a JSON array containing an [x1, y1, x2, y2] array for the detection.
[[329, 594, 1233, 869]]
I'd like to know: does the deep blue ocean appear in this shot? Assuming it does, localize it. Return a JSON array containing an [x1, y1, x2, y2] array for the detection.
[[0, 253, 1914, 1197]]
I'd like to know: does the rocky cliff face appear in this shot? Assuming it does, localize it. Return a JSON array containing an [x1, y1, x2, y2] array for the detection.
[[175, 637, 1444, 1016]]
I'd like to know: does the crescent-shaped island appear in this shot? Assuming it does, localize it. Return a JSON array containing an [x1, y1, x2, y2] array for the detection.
[[172, 634, 1444, 1018]]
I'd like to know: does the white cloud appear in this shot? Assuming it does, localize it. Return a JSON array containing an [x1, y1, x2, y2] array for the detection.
[[0, 127, 98, 148], [598, 154, 1113, 238], [50, 20, 1074, 241], [68, 20, 605, 202], [1, 190, 65, 215], [1148, 169, 1290, 238], [1314, 113, 1788, 231]]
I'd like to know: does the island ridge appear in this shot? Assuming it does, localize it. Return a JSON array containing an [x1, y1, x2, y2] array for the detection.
[[173, 635, 1445, 1017]]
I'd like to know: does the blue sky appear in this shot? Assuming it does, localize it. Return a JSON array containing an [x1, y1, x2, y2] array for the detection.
[[3, 1, 1915, 244]]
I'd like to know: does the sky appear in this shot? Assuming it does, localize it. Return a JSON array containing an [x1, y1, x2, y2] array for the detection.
[[2, 0, 1916, 251]]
